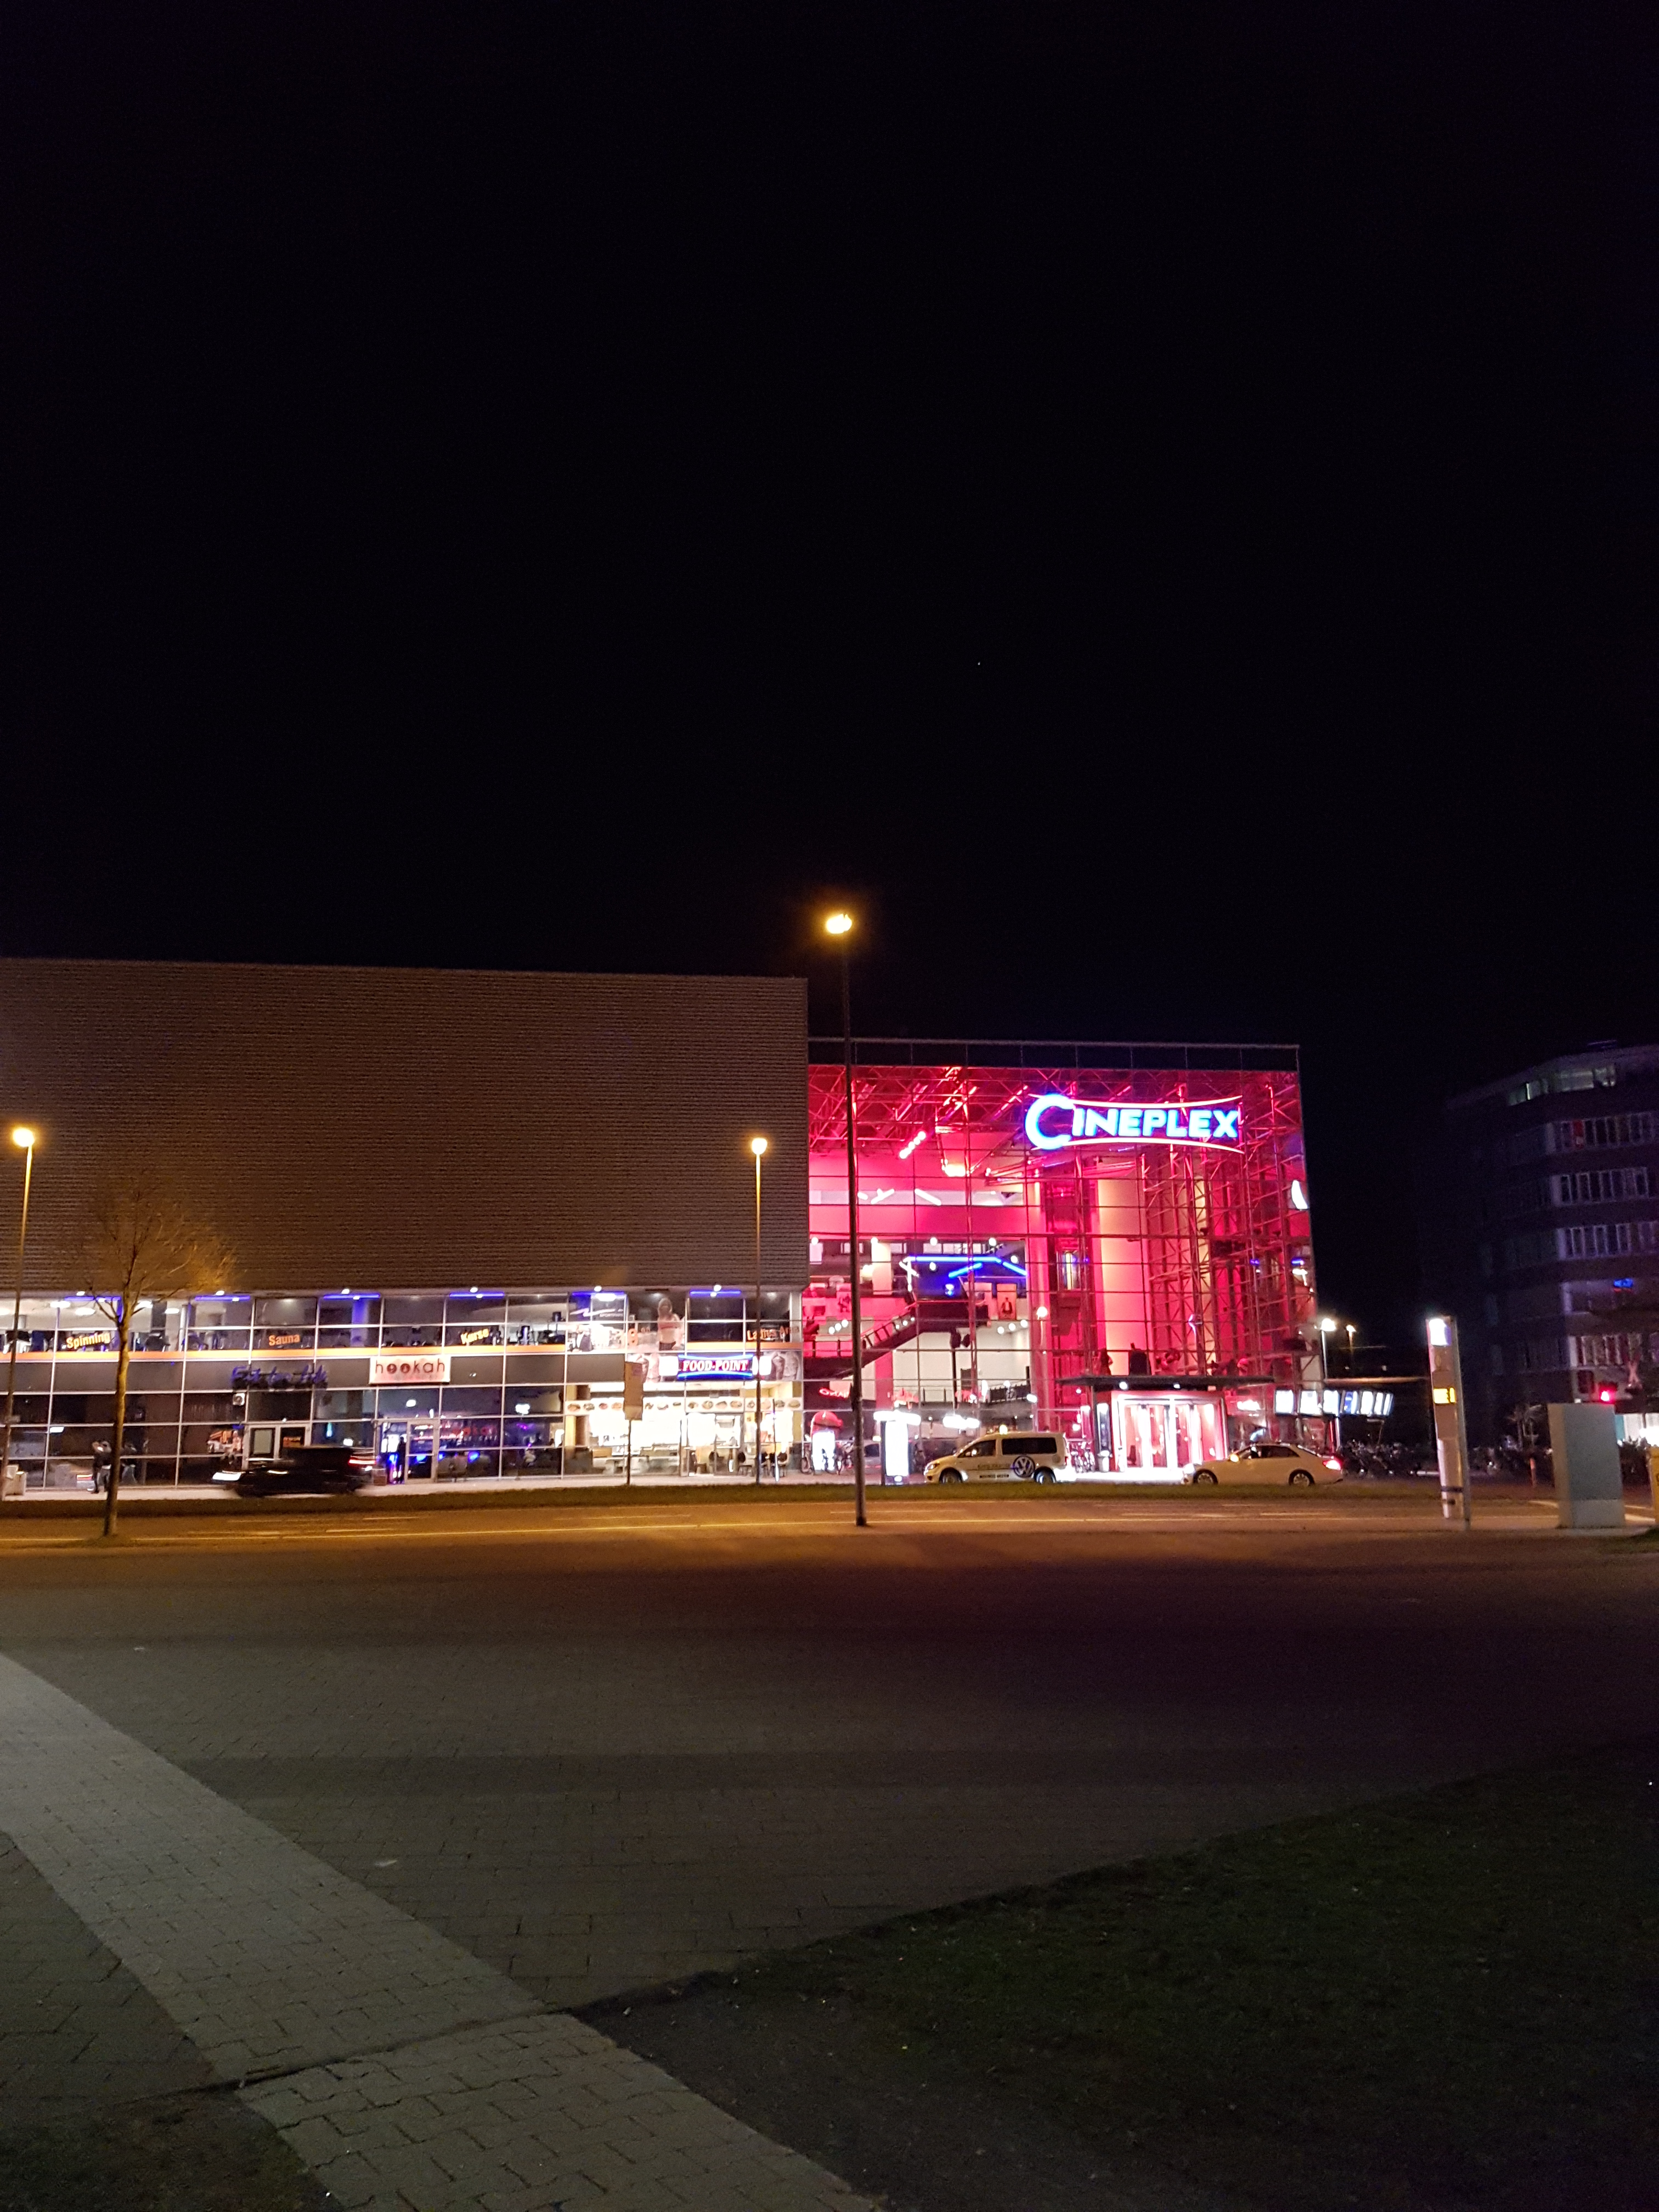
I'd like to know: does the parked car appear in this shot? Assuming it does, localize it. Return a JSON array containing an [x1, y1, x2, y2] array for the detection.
[[926, 1430, 1069, 1483], [1188, 1442, 1342, 1487], [235, 1444, 376, 1498]]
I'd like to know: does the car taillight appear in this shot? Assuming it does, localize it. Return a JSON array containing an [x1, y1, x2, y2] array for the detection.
[[1324, 1458, 1341, 1471]]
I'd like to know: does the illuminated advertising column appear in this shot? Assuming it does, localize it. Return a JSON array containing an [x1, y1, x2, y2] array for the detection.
[[1427, 1314, 1471, 1527]]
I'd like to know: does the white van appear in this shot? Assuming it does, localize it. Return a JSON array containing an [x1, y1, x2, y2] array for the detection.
[[925, 1430, 1069, 1484]]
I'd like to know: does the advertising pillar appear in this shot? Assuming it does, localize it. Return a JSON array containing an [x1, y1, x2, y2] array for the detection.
[[1427, 1315, 1470, 1527]]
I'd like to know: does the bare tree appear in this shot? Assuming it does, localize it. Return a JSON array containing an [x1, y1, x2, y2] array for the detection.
[[81, 1180, 233, 1537]]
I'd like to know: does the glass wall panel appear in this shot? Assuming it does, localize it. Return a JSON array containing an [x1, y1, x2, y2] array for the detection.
[[317, 1295, 381, 1348], [439, 1385, 502, 1415], [253, 1296, 318, 1350], [180, 1423, 241, 1476], [189, 1296, 253, 1351], [503, 1416, 559, 1470], [688, 1295, 744, 1344], [316, 1389, 373, 1420], [505, 1299, 566, 1346], [437, 1416, 500, 1476], [381, 1295, 444, 1346], [445, 1295, 507, 1345]]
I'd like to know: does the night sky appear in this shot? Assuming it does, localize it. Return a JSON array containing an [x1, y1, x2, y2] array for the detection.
[[4, 2, 1654, 1340]]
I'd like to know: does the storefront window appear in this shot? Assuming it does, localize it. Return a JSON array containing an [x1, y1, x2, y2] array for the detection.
[[445, 1294, 507, 1346], [505, 1299, 566, 1346], [503, 1415, 559, 1469], [688, 1294, 744, 1344], [253, 1295, 317, 1351], [188, 1296, 252, 1352], [318, 1295, 381, 1348], [381, 1295, 444, 1346], [438, 1414, 500, 1475]]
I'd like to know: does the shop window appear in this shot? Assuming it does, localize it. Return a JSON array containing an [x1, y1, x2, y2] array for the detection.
[[187, 1297, 252, 1352], [318, 1295, 381, 1348], [381, 1295, 444, 1346], [437, 1414, 500, 1475], [505, 1298, 566, 1346], [503, 1415, 560, 1469], [438, 1385, 502, 1416], [253, 1296, 317, 1352], [689, 1295, 744, 1344], [445, 1295, 507, 1346]]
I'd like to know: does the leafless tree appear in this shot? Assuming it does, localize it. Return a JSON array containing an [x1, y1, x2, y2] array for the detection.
[[81, 1179, 233, 1537]]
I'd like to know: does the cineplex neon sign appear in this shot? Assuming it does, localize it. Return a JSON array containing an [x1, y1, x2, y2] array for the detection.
[[1023, 1093, 1242, 1150]]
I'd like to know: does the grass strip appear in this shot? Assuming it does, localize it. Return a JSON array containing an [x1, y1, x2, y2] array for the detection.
[[594, 1739, 1659, 2211]]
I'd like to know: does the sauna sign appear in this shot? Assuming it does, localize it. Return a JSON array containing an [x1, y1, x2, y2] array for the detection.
[[1022, 1094, 1242, 1152]]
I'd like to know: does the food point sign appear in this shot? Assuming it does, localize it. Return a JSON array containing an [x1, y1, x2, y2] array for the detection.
[[1022, 1094, 1243, 1151]]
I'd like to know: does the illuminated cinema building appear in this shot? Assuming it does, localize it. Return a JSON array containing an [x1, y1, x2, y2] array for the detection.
[[0, 961, 1325, 1485], [806, 1042, 1323, 1473]]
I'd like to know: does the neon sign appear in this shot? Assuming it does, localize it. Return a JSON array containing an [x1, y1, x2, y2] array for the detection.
[[1022, 1094, 1242, 1151], [658, 1352, 755, 1380]]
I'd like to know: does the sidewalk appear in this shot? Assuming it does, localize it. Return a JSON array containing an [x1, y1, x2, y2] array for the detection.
[[0, 1652, 872, 2211]]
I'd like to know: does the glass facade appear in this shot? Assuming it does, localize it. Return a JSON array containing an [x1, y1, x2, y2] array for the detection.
[[0, 1287, 803, 1487], [804, 1052, 1320, 1472]]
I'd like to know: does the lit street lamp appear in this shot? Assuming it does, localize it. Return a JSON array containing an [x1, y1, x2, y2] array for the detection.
[[751, 1136, 768, 1484], [1, 1127, 38, 1500], [824, 911, 866, 1528]]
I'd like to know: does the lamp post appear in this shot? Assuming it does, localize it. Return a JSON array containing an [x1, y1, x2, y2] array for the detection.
[[1, 1127, 38, 1500], [1317, 1314, 1336, 1446], [751, 1136, 768, 1484], [824, 911, 866, 1528]]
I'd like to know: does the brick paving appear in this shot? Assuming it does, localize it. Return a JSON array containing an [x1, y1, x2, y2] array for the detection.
[[243, 2012, 867, 2212], [0, 1835, 212, 2124], [0, 1650, 873, 2209]]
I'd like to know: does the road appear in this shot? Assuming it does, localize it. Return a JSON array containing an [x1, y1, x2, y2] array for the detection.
[[1, 1487, 1655, 2007]]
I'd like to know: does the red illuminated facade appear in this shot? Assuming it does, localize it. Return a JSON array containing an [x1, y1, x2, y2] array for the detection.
[[806, 1043, 1321, 1470]]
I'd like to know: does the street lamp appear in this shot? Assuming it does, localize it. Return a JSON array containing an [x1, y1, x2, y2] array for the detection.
[[751, 1136, 768, 1485], [1, 1127, 38, 1500], [823, 911, 866, 1527]]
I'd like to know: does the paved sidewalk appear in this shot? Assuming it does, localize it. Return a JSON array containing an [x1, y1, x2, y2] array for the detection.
[[0, 1652, 872, 2210], [0, 1835, 211, 2125]]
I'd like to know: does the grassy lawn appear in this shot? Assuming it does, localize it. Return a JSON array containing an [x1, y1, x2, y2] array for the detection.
[[595, 1739, 1659, 2211], [0, 2094, 328, 2212]]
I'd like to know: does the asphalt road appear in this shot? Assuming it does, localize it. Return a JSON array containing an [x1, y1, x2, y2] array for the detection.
[[1, 1490, 1656, 2009]]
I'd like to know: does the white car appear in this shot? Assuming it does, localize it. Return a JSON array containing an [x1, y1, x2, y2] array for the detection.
[[926, 1430, 1069, 1484], [1188, 1442, 1343, 1487]]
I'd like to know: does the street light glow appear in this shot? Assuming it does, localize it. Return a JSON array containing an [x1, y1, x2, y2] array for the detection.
[[750, 1136, 769, 1156], [10, 1127, 34, 1149], [1318, 1316, 1336, 1333], [824, 911, 853, 936]]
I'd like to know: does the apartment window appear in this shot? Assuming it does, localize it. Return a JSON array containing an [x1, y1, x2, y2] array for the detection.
[[1558, 1222, 1639, 1259], [1554, 1111, 1654, 1152], [1554, 1166, 1653, 1204]]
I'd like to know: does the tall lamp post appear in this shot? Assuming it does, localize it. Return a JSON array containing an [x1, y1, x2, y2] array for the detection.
[[750, 1136, 768, 1484], [824, 911, 866, 1528], [1, 1126, 38, 1499]]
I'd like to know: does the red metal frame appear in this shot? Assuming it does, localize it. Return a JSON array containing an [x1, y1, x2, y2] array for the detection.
[[806, 1059, 1316, 1422]]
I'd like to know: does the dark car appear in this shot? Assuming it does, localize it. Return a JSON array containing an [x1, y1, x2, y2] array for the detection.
[[236, 1444, 375, 1498]]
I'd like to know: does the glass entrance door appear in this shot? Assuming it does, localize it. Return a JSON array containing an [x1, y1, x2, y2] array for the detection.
[[376, 1415, 435, 1480]]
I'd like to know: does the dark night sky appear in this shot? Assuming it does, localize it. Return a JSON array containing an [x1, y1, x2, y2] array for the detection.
[[3, 1, 1655, 1339]]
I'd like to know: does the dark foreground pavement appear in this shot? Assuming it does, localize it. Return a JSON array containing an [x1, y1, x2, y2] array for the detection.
[[0, 1492, 1654, 2209]]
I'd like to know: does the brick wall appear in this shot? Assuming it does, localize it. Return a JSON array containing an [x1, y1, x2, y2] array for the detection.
[[0, 961, 806, 1291]]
